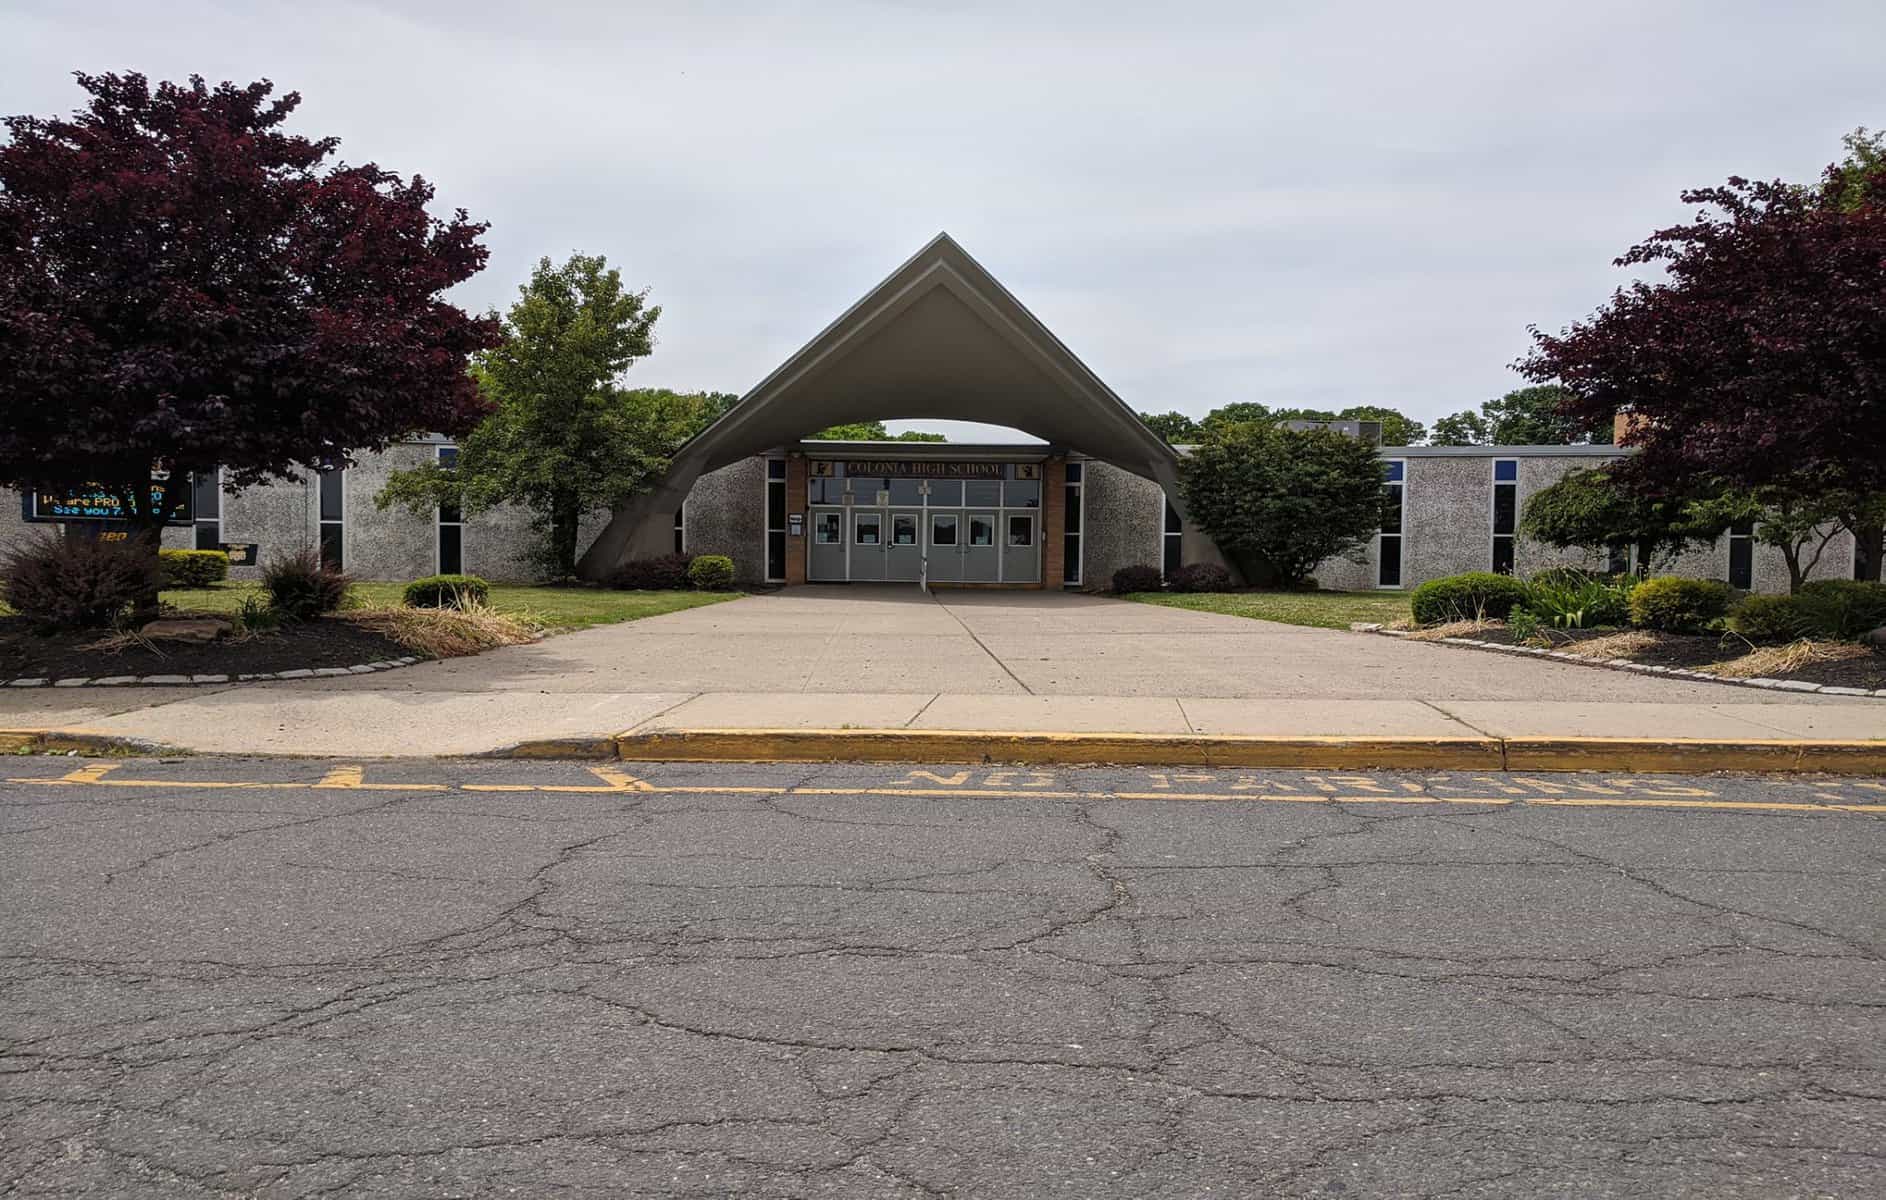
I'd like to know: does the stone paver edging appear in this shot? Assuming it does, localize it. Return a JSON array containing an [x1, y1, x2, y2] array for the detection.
[[1360, 627, 1886, 699], [0, 655, 425, 689]]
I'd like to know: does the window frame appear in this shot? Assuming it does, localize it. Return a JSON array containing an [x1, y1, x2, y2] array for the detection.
[[1490, 458, 1518, 576], [436, 446, 463, 575], [1377, 458, 1406, 589]]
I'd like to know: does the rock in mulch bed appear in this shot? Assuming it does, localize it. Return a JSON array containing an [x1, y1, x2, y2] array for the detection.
[[1465, 626, 1886, 695], [0, 615, 417, 686]]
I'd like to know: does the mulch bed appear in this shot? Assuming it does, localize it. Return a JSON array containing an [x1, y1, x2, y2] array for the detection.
[[1474, 626, 1886, 692], [0, 615, 412, 682]]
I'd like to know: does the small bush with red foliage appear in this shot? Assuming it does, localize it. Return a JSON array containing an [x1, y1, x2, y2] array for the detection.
[[0, 534, 161, 631], [1111, 564, 1165, 594], [607, 554, 694, 591], [1166, 562, 1233, 593], [261, 547, 354, 621]]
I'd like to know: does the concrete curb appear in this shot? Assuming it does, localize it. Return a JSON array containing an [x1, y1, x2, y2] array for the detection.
[[8, 727, 1884, 776], [0, 729, 182, 757], [580, 728, 1886, 775], [0, 655, 427, 689]]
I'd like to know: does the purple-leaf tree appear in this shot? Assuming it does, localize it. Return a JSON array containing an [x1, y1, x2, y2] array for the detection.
[[0, 72, 500, 614]]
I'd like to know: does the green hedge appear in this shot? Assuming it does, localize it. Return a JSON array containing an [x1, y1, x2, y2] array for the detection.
[[402, 574, 491, 609], [158, 548, 230, 588], [1410, 572, 1530, 625], [1795, 579, 1886, 640], [1628, 576, 1735, 633], [686, 555, 736, 591], [1727, 593, 1810, 643]]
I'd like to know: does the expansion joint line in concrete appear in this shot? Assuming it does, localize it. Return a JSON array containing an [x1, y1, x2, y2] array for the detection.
[[925, 593, 1035, 695]]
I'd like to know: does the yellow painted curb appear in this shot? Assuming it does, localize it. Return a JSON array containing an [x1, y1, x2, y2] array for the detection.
[[611, 729, 1507, 770], [1504, 737, 1886, 776]]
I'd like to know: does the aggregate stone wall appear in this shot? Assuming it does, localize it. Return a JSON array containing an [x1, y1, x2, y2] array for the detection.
[[682, 458, 767, 584], [1081, 462, 1164, 590]]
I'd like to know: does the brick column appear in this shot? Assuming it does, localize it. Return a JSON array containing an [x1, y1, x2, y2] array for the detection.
[[1040, 456, 1066, 590], [785, 453, 808, 586]]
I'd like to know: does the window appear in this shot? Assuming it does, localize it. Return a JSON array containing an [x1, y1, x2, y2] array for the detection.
[[192, 469, 222, 551], [888, 478, 923, 506], [1162, 498, 1183, 579], [1062, 461, 1084, 587], [931, 514, 958, 546], [1378, 460, 1405, 588], [965, 480, 1002, 507], [765, 459, 787, 582], [1728, 517, 1754, 590], [1004, 479, 1040, 508], [969, 516, 995, 546], [816, 513, 841, 544], [927, 480, 962, 507], [855, 514, 881, 545], [674, 505, 685, 555], [436, 447, 463, 574], [1008, 514, 1034, 547], [318, 465, 344, 570], [893, 514, 918, 545], [1491, 459, 1517, 575], [1607, 544, 1631, 576]]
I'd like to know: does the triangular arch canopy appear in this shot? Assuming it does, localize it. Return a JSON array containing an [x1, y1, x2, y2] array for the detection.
[[579, 232, 1180, 574]]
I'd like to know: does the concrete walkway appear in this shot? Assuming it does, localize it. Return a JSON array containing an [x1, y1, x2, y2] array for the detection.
[[0, 587, 1877, 758]]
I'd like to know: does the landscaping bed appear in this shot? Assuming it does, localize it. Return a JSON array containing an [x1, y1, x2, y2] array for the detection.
[[0, 614, 414, 683], [1471, 625, 1886, 692], [1128, 589, 1411, 631]]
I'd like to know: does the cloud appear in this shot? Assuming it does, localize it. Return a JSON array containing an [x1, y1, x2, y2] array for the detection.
[[4, 0, 1878, 441]]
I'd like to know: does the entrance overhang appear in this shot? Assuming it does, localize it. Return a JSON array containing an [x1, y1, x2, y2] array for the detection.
[[578, 232, 1183, 577]]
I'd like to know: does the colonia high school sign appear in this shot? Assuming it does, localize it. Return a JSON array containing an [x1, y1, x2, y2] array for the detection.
[[813, 460, 1039, 480]]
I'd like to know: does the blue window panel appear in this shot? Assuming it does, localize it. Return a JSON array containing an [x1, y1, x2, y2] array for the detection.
[[1383, 461, 1404, 482], [1493, 460, 1518, 482]]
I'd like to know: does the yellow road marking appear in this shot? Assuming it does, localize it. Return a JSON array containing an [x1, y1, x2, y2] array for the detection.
[[6, 768, 1884, 815]]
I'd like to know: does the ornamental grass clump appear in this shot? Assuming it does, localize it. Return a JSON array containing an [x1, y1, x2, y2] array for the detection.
[[261, 547, 353, 621], [344, 599, 540, 659], [0, 534, 160, 631]]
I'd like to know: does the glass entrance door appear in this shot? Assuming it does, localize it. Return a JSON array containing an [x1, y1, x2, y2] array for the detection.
[[928, 512, 962, 582], [885, 510, 922, 582], [850, 510, 886, 581], [963, 511, 1000, 582]]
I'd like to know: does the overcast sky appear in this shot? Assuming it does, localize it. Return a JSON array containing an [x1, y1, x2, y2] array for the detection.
[[5, 1, 1881, 441]]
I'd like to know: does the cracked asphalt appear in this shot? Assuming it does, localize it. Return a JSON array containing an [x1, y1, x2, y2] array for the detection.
[[3, 759, 1884, 1198]]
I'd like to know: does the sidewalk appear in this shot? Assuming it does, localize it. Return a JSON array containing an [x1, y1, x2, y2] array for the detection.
[[2, 684, 1880, 771]]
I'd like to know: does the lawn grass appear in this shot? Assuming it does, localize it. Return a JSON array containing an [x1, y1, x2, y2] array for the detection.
[[159, 581, 738, 632], [1126, 589, 1411, 630]]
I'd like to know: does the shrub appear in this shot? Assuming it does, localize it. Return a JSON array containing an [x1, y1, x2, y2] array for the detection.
[[1728, 593, 1811, 643], [158, 548, 230, 588], [1793, 579, 1886, 640], [1628, 576, 1735, 633], [1409, 572, 1531, 625], [1111, 564, 1164, 594], [1166, 562, 1232, 593], [236, 592, 282, 635], [607, 553, 693, 591], [687, 554, 736, 591], [1529, 565, 1608, 590], [261, 547, 353, 621], [1524, 575, 1633, 629], [402, 573, 492, 610], [1507, 607, 1542, 644], [0, 534, 160, 631]]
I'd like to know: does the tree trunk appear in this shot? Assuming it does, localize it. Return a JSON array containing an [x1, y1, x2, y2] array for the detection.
[[1855, 522, 1884, 583], [548, 492, 582, 580], [126, 521, 166, 626]]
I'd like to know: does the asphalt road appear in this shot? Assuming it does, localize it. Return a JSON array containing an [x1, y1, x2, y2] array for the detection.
[[3, 758, 1883, 1198]]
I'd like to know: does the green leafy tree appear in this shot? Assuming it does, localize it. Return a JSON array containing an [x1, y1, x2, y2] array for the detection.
[[1179, 422, 1385, 586], [1429, 411, 1489, 446], [1199, 402, 1274, 433], [377, 253, 675, 577], [1482, 385, 1611, 445], [809, 420, 945, 442], [1137, 411, 1202, 443], [1518, 466, 1735, 571]]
